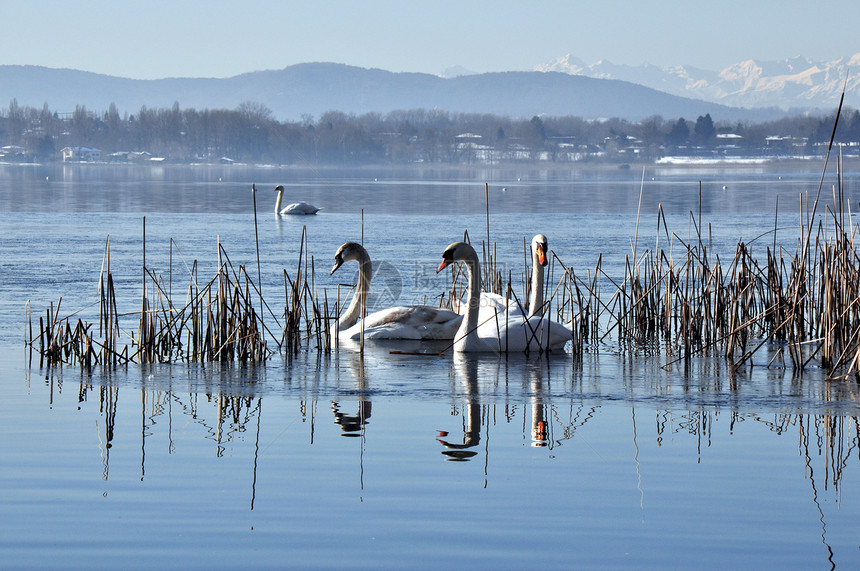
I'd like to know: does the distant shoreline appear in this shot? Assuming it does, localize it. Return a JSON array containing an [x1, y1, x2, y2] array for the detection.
[[0, 156, 837, 171]]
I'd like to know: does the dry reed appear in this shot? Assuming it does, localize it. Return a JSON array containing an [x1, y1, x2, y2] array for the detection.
[[28, 115, 860, 377]]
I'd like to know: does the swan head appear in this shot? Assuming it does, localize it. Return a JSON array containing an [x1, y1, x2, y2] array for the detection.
[[331, 241, 365, 275], [437, 241, 476, 272], [532, 234, 548, 267], [273, 184, 284, 194]]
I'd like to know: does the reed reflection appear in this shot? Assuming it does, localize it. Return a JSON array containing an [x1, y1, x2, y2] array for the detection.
[[649, 403, 860, 565], [69, 363, 267, 482], [25, 354, 860, 563], [28, 353, 860, 503]]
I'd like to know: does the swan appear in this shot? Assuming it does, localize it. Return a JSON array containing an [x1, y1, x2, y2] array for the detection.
[[274, 184, 320, 215], [331, 241, 461, 340], [437, 241, 570, 353]]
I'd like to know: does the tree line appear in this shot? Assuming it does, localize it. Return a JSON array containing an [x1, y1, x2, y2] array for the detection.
[[2, 98, 859, 165]]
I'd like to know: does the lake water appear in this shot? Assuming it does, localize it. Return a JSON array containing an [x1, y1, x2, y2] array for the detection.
[[2, 161, 860, 569]]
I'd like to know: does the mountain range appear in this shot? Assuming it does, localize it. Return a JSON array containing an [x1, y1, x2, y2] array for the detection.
[[535, 53, 860, 111], [1, 57, 854, 125]]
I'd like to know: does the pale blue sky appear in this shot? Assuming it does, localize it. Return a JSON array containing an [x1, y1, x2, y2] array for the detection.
[[3, 0, 859, 79]]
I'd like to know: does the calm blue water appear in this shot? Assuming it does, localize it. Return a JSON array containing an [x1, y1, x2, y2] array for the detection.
[[2, 162, 860, 568]]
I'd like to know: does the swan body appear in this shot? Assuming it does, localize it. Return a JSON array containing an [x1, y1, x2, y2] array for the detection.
[[438, 241, 569, 353], [332, 242, 461, 340], [339, 305, 461, 341], [274, 184, 320, 215]]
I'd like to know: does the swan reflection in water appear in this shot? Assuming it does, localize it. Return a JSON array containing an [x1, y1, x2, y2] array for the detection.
[[530, 365, 549, 447], [436, 354, 573, 459], [436, 354, 555, 459], [330, 350, 372, 437], [437, 354, 482, 461]]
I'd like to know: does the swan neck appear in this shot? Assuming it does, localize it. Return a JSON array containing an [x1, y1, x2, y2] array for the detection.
[[274, 190, 282, 213], [337, 248, 372, 330], [460, 251, 483, 337], [529, 254, 544, 318]]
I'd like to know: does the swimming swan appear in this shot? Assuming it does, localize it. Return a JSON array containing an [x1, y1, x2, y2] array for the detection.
[[437, 241, 569, 353], [331, 241, 461, 340], [274, 184, 320, 215]]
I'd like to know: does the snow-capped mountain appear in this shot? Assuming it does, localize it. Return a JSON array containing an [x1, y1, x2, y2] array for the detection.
[[537, 54, 860, 110]]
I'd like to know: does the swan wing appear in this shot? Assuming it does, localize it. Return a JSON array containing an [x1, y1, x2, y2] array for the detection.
[[524, 316, 571, 350], [457, 291, 526, 318], [472, 314, 570, 353], [339, 321, 422, 340], [415, 313, 462, 340], [481, 291, 525, 315], [363, 305, 458, 328], [340, 306, 462, 340], [364, 322, 423, 340], [280, 201, 320, 215]]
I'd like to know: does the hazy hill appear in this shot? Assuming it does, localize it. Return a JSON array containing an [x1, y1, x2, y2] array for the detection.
[[0, 62, 783, 123]]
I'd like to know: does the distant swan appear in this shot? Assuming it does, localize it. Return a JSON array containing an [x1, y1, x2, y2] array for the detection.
[[437, 241, 569, 353], [274, 184, 320, 215], [331, 242, 461, 340]]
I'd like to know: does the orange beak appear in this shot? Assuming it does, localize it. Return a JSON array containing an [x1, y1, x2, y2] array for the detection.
[[538, 246, 547, 266], [437, 259, 451, 272]]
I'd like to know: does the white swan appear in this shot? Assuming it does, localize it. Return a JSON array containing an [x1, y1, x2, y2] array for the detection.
[[274, 184, 320, 215], [331, 242, 461, 340], [437, 241, 570, 353]]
